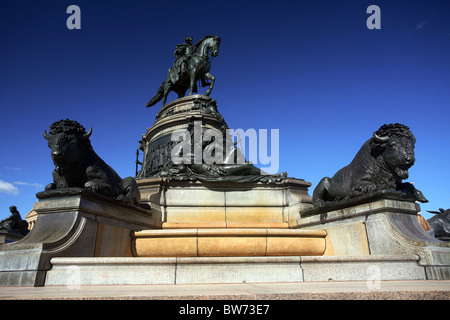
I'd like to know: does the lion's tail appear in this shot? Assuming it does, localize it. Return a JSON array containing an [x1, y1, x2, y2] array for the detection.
[[146, 82, 164, 108]]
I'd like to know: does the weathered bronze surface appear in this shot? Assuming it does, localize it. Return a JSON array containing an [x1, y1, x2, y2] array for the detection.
[[312, 123, 428, 206], [139, 95, 286, 183], [0, 206, 29, 236], [427, 208, 450, 241], [41, 119, 140, 204], [146, 36, 221, 108]]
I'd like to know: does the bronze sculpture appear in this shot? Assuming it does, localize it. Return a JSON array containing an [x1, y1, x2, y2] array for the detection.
[[313, 123, 428, 206], [146, 35, 221, 107], [427, 209, 450, 241], [42, 119, 140, 204], [0, 206, 29, 236], [174, 36, 194, 79]]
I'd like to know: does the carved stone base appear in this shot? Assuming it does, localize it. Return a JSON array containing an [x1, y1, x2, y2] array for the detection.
[[0, 190, 155, 286], [44, 254, 426, 286], [138, 95, 228, 179], [132, 228, 327, 257], [133, 177, 320, 257], [298, 194, 450, 280], [137, 177, 313, 229], [137, 94, 286, 183], [0, 230, 25, 244]]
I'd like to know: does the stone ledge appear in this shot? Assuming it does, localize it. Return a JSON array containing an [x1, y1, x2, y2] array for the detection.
[[0, 280, 450, 300], [162, 222, 290, 229], [296, 196, 450, 279], [0, 230, 25, 244], [35, 189, 155, 229], [134, 228, 327, 238], [2, 280, 449, 300], [0, 191, 157, 286], [132, 228, 327, 257], [44, 254, 427, 286], [300, 190, 420, 218], [137, 177, 313, 228], [300, 254, 420, 263]]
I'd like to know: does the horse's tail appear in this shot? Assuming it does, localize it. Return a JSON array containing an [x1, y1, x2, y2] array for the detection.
[[146, 82, 164, 108]]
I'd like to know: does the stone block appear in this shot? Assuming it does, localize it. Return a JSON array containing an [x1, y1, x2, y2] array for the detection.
[[224, 188, 285, 207], [298, 195, 450, 279], [43, 254, 433, 286], [133, 230, 199, 257], [197, 236, 267, 256], [0, 190, 156, 286], [45, 256, 305, 286], [46, 257, 176, 286], [0, 230, 25, 244], [94, 223, 134, 257], [132, 228, 326, 257], [164, 188, 225, 207], [175, 256, 304, 284], [137, 178, 313, 229], [225, 207, 284, 224], [164, 206, 226, 224], [300, 255, 426, 282], [321, 221, 370, 256]]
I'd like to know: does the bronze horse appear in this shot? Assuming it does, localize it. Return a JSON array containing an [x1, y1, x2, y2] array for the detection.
[[146, 36, 221, 108]]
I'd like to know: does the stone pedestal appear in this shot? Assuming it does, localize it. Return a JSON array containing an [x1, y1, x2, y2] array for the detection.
[[132, 95, 322, 258], [137, 95, 228, 179], [137, 177, 313, 229], [0, 190, 156, 286], [0, 230, 25, 244], [297, 194, 450, 280], [12, 93, 449, 286], [133, 228, 326, 257], [133, 177, 324, 257], [44, 254, 426, 286]]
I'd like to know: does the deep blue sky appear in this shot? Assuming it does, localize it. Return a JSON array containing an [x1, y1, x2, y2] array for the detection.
[[1, 0, 449, 221]]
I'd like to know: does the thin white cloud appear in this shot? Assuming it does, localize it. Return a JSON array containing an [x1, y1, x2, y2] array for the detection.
[[4, 166, 22, 171], [13, 181, 44, 190], [0, 180, 19, 195], [416, 20, 428, 29]]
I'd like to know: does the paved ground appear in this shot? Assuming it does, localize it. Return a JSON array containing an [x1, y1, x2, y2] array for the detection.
[[0, 280, 449, 300]]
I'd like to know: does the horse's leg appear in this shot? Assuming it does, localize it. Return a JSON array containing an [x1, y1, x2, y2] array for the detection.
[[204, 72, 215, 96], [176, 87, 186, 98], [189, 68, 197, 96], [162, 82, 172, 106]]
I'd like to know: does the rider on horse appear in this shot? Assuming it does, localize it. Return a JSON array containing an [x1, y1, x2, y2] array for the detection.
[[146, 35, 221, 108], [173, 37, 194, 81]]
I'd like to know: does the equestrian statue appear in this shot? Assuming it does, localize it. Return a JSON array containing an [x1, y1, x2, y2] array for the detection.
[[146, 35, 221, 108]]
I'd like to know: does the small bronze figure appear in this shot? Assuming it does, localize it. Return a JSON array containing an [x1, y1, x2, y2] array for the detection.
[[0, 206, 29, 235], [174, 36, 194, 78], [427, 209, 450, 241]]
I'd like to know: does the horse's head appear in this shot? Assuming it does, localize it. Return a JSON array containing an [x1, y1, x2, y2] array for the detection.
[[194, 36, 221, 58], [210, 36, 221, 57]]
